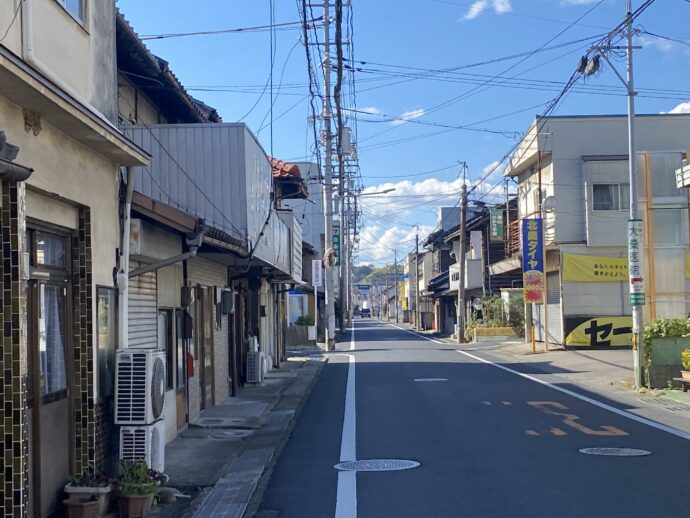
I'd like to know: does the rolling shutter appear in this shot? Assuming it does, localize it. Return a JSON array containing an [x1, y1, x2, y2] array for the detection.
[[128, 262, 158, 348], [534, 272, 562, 344]]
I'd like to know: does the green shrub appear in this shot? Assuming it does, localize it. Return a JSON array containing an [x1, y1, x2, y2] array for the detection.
[[643, 318, 690, 363], [682, 348, 690, 371], [508, 295, 525, 337], [295, 315, 314, 326], [117, 461, 158, 496]]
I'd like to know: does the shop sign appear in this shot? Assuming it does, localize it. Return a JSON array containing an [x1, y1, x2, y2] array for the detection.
[[628, 219, 644, 306], [521, 218, 544, 303], [312, 259, 323, 287], [565, 316, 632, 347], [562, 254, 628, 282], [490, 208, 504, 242]]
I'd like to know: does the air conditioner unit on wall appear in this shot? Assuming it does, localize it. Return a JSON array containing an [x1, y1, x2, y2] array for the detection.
[[115, 349, 166, 425], [120, 420, 165, 473], [246, 350, 264, 384]]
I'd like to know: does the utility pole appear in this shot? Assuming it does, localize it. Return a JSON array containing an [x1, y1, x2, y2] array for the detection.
[[625, 0, 643, 389], [583, 1, 643, 388], [321, 0, 336, 350], [335, 0, 346, 335], [415, 232, 420, 330], [457, 164, 468, 343], [394, 249, 399, 323]]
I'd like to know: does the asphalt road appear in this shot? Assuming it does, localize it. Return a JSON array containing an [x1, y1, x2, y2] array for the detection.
[[257, 320, 690, 518]]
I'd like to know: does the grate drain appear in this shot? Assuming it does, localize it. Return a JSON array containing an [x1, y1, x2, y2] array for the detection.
[[334, 459, 420, 472], [579, 447, 651, 457], [414, 378, 448, 382]]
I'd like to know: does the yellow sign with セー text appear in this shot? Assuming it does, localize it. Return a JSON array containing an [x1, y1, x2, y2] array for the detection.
[[562, 254, 628, 282], [565, 316, 632, 347]]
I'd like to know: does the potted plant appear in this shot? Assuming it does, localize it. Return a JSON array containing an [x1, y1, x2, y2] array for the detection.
[[62, 496, 99, 518], [681, 348, 690, 380], [64, 464, 113, 518], [116, 460, 159, 518]]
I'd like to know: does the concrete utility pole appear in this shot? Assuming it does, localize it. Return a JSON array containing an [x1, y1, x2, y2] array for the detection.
[[457, 164, 468, 344], [415, 232, 420, 330], [321, 0, 336, 350], [584, 1, 643, 388], [625, 0, 643, 389]]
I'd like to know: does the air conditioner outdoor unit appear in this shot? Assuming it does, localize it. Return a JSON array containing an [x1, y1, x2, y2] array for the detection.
[[120, 420, 165, 473], [115, 349, 166, 425], [246, 350, 264, 384]]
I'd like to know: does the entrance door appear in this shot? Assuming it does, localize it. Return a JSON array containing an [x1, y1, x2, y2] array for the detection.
[[27, 229, 72, 517], [198, 287, 214, 408]]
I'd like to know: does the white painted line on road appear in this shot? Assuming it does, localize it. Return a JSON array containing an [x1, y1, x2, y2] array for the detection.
[[387, 323, 690, 442], [414, 378, 448, 382], [335, 326, 357, 518]]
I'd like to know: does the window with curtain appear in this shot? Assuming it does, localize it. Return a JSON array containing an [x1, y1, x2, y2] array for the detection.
[[592, 184, 629, 211], [39, 284, 67, 395], [97, 288, 117, 400]]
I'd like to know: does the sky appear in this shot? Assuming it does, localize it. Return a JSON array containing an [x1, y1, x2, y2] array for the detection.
[[115, 0, 690, 265]]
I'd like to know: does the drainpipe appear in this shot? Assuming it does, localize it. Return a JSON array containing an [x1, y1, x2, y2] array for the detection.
[[20, 0, 113, 126], [117, 167, 135, 349]]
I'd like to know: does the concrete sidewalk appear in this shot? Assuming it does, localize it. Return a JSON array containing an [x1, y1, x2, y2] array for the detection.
[[150, 353, 326, 518]]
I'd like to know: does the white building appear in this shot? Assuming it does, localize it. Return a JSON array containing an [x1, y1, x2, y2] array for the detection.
[[504, 114, 690, 346]]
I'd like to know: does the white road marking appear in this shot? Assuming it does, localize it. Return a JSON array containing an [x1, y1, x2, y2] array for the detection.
[[388, 323, 690, 441], [414, 378, 448, 382], [335, 327, 357, 518]]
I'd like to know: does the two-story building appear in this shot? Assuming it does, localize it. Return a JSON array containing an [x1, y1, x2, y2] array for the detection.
[[0, 1, 150, 515], [504, 114, 690, 347]]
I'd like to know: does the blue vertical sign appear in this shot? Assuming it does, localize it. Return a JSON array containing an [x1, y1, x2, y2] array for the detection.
[[521, 218, 544, 303]]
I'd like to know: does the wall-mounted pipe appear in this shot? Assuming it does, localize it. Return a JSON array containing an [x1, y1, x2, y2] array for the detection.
[[117, 166, 135, 348]]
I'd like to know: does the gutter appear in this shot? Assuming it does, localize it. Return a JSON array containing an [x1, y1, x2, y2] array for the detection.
[[0, 157, 33, 181], [117, 167, 135, 349]]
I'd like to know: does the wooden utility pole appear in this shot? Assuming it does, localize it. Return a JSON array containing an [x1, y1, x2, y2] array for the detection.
[[457, 164, 468, 343]]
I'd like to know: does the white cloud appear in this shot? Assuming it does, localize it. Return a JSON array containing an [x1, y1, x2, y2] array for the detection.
[[462, 0, 512, 21], [359, 106, 381, 115], [560, 0, 600, 5], [637, 34, 676, 53], [391, 108, 426, 126], [669, 102, 690, 114], [357, 225, 434, 265]]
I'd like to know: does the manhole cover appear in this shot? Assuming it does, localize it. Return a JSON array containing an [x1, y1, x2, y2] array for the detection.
[[579, 447, 651, 457], [333, 459, 420, 472], [414, 378, 448, 382], [210, 430, 253, 440]]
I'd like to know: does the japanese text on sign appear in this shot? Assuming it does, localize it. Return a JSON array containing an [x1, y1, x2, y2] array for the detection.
[[627, 219, 645, 306], [521, 218, 544, 303]]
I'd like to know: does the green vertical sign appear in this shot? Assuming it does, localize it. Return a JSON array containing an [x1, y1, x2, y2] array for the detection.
[[332, 220, 341, 267], [490, 208, 504, 241]]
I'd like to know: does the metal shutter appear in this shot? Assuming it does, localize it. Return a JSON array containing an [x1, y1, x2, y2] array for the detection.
[[533, 272, 562, 344], [128, 261, 158, 348], [546, 272, 562, 344]]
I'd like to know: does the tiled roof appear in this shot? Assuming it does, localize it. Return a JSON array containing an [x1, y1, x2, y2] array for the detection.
[[270, 157, 302, 179]]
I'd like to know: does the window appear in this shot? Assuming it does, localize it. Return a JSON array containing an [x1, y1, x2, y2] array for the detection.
[[57, 0, 85, 23], [592, 183, 629, 211], [97, 288, 117, 400], [158, 309, 173, 390], [39, 283, 67, 395]]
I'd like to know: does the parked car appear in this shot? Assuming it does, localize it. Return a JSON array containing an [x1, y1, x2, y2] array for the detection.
[[361, 308, 371, 318]]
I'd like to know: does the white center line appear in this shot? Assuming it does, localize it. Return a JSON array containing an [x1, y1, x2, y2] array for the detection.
[[388, 322, 690, 441], [335, 326, 357, 518]]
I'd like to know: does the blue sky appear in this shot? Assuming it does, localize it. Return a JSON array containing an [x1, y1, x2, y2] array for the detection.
[[116, 0, 690, 265]]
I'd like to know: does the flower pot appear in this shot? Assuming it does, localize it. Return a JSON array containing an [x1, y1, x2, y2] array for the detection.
[[681, 370, 690, 380], [64, 483, 112, 518], [118, 493, 154, 518], [63, 497, 99, 518]]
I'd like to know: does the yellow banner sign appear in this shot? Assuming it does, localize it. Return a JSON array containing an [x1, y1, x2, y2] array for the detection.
[[562, 254, 628, 282], [565, 316, 632, 347], [399, 282, 407, 310], [686, 253, 690, 279]]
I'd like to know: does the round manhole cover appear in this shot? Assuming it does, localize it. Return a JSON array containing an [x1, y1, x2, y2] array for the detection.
[[579, 447, 651, 457], [414, 378, 448, 382], [334, 459, 420, 472]]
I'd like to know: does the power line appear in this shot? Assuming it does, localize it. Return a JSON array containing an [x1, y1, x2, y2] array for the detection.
[[139, 18, 321, 40]]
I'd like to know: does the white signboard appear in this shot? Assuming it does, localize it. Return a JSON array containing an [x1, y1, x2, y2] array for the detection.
[[312, 259, 323, 288], [628, 219, 645, 306]]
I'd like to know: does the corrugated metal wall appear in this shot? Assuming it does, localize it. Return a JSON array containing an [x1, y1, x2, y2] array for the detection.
[[129, 261, 158, 348]]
